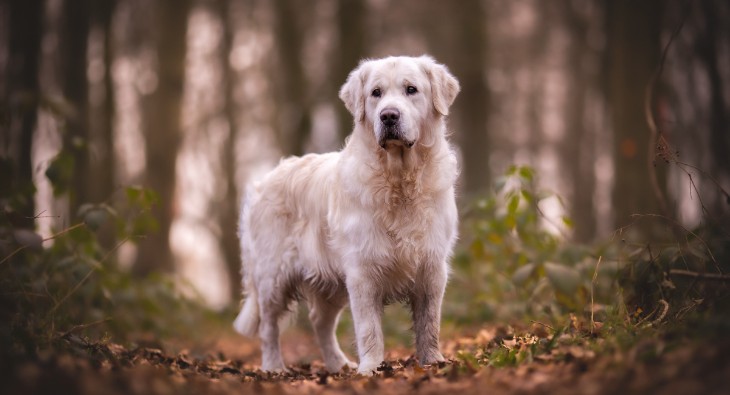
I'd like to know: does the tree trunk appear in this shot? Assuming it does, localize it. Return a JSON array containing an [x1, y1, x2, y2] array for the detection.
[[333, 0, 367, 142], [3, 0, 43, 229], [216, 0, 243, 300], [605, 0, 663, 229], [88, 0, 117, 205], [133, 0, 190, 276], [271, 0, 310, 156], [564, 1, 597, 242], [61, 0, 91, 215], [696, 0, 730, 218], [450, 0, 490, 196]]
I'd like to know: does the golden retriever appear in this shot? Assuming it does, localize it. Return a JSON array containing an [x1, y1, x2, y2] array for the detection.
[[234, 55, 460, 374]]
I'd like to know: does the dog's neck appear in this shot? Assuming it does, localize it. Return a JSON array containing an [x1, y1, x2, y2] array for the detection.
[[349, 122, 442, 171], [381, 142, 422, 175], [344, 120, 454, 192]]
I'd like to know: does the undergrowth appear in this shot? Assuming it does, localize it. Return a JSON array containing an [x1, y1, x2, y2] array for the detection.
[[0, 163, 214, 362], [445, 164, 730, 362]]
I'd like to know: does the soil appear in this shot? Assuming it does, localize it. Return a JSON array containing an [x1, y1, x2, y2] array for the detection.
[[3, 327, 729, 395]]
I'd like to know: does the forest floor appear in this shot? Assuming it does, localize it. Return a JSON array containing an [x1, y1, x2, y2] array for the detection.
[[3, 322, 729, 395]]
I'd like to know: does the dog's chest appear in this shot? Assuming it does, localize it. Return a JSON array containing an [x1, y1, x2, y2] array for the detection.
[[380, 190, 438, 263]]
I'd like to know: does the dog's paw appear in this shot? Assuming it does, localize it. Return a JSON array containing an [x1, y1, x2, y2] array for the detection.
[[343, 360, 358, 371], [260, 362, 289, 374], [417, 351, 445, 366], [325, 358, 358, 373], [356, 360, 381, 375]]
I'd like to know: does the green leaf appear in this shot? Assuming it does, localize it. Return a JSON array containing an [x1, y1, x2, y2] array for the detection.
[[544, 262, 581, 295], [507, 194, 520, 215], [125, 186, 141, 203], [520, 189, 533, 203], [83, 208, 109, 231], [45, 152, 74, 196], [100, 203, 119, 217], [561, 216, 574, 229], [77, 203, 94, 218], [494, 176, 507, 192], [142, 188, 159, 207], [512, 263, 535, 285], [125, 186, 159, 210], [518, 166, 534, 182], [13, 229, 43, 251]]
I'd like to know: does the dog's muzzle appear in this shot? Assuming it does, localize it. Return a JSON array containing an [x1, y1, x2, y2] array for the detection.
[[378, 108, 414, 148], [380, 108, 400, 127]]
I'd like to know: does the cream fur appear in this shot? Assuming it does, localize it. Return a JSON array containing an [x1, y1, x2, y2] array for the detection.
[[234, 55, 460, 374]]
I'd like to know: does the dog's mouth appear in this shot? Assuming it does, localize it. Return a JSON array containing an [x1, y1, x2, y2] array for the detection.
[[378, 127, 415, 149]]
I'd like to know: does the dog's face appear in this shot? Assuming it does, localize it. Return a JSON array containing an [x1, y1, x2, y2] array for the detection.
[[339, 56, 460, 149]]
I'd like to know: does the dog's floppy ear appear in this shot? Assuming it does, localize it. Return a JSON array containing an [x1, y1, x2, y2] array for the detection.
[[421, 56, 460, 116], [339, 60, 370, 123]]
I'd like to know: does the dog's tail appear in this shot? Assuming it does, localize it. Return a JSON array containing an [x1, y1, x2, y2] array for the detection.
[[233, 288, 260, 337], [233, 189, 260, 338]]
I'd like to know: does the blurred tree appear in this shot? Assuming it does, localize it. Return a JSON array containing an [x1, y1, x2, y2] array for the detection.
[[272, 0, 311, 156], [3, 0, 44, 229], [216, 0, 243, 299], [696, 0, 730, 217], [333, 0, 367, 141], [84, 0, 118, 249], [60, 0, 91, 215], [134, 0, 191, 276], [563, 1, 598, 242], [447, 0, 490, 195], [605, 0, 664, 228], [88, 0, 117, 206], [418, 0, 490, 195]]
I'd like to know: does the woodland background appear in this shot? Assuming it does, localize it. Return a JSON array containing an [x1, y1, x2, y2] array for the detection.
[[1, 1, 730, 393], [3, 0, 729, 308]]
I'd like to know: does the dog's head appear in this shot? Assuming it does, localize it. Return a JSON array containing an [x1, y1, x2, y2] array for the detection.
[[339, 56, 460, 149]]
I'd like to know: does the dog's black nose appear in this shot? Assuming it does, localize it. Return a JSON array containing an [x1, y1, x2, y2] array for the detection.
[[379, 108, 400, 127]]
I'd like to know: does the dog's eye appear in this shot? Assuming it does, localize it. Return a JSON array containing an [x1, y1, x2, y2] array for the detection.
[[371, 88, 381, 98], [406, 86, 418, 95]]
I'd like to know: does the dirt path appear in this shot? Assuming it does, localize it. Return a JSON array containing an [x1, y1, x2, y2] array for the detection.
[[3, 327, 729, 395]]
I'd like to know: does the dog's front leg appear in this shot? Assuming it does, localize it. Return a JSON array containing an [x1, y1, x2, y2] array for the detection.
[[411, 260, 447, 365], [346, 274, 384, 374]]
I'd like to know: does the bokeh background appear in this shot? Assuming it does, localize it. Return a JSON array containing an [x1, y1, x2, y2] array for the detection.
[[2, 0, 729, 312]]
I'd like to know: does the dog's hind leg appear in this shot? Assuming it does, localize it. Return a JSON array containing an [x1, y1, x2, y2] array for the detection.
[[307, 292, 357, 372], [256, 279, 289, 372]]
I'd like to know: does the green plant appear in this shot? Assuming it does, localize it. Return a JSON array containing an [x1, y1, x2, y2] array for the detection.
[[447, 166, 620, 325], [1, 156, 212, 360]]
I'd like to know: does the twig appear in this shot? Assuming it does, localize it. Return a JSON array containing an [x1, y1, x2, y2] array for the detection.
[[25, 209, 60, 220], [675, 161, 730, 206], [644, 4, 686, 217], [51, 269, 96, 314], [42, 222, 87, 242], [50, 236, 130, 314], [529, 320, 554, 331], [651, 299, 669, 325], [634, 299, 669, 327], [59, 318, 112, 338], [535, 200, 570, 240], [629, 213, 717, 265], [591, 256, 603, 334], [669, 269, 730, 282], [0, 223, 86, 266]]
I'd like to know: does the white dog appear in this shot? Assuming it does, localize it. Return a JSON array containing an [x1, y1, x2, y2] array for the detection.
[[234, 55, 460, 374]]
